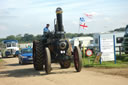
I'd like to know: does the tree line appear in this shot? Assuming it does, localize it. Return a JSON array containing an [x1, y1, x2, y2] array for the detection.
[[109, 25, 128, 32], [0, 33, 93, 43], [0, 34, 42, 43], [1, 24, 127, 43]]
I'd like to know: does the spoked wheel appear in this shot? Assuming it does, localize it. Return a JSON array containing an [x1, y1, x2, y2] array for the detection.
[[45, 47, 51, 74], [73, 46, 82, 72], [60, 61, 71, 69]]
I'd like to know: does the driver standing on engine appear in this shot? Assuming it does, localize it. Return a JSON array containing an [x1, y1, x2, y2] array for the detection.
[[43, 24, 50, 34], [43, 24, 50, 39]]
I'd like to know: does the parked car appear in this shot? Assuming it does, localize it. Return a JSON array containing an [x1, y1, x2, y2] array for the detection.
[[18, 48, 33, 64]]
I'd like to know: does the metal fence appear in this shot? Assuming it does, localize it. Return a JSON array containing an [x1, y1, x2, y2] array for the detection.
[[83, 46, 128, 57], [115, 46, 128, 56]]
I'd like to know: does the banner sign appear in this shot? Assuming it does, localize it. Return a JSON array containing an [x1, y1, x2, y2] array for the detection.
[[100, 36, 115, 62]]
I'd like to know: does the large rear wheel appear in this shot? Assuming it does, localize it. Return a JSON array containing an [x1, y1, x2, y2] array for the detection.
[[45, 47, 51, 74], [74, 46, 82, 72], [33, 40, 45, 70]]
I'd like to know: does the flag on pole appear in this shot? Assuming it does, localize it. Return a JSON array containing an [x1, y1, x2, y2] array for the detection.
[[80, 17, 85, 22], [85, 13, 93, 19], [80, 23, 88, 29], [79, 17, 88, 29]]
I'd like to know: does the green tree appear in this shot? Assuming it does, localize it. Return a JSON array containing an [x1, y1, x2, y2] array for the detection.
[[16, 34, 22, 42], [35, 34, 42, 40], [6, 35, 16, 40], [22, 33, 34, 42]]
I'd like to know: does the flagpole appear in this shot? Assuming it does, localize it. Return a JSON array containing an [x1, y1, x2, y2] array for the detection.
[[78, 17, 80, 33]]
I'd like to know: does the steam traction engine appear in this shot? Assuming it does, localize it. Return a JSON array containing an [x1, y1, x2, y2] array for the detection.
[[33, 7, 82, 74]]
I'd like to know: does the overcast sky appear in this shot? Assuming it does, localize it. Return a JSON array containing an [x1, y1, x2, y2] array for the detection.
[[0, 0, 128, 38]]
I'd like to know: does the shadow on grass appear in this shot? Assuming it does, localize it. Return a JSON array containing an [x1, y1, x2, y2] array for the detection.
[[116, 56, 128, 62], [84, 64, 94, 68]]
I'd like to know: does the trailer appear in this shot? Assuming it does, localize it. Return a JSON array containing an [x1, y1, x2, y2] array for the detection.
[[1, 40, 19, 58], [70, 37, 93, 49]]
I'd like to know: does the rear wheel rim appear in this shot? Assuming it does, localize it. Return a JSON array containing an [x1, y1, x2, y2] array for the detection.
[[74, 48, 79, 69], [73, 46, 82, 72]]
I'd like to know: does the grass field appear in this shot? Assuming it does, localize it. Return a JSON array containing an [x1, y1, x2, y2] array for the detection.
[[82, 54, 128, 68], [0, 58, 4, 69], [0, 59, 2, 62]]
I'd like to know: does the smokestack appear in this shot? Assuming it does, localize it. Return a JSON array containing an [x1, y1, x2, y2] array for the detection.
[[56, 7, 64, 32]]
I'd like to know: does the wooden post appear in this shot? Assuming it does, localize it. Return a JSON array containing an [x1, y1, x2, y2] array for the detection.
[[94, 52, 102, 63]]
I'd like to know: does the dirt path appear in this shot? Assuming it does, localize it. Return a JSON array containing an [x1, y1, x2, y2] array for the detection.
[[86, 67, 128, 78], [0, 58, 128, 85]]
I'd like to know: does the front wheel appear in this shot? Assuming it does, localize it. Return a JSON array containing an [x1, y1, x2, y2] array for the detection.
[[73, 46, 82, 72], [45, 47, 51, 74]]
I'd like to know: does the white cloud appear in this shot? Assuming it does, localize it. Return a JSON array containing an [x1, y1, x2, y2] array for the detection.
[[86, 19, 94, 23], [0, 0, 128, 38], [0, 25, 7, 31], [104, 17, 111, 21], [89, 12, 99, 16], [72, 21, 78, 25], [0, 9, 9, 16]]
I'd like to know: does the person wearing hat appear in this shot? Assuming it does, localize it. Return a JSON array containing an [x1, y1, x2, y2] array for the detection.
[[43, 24, 50, 34]]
